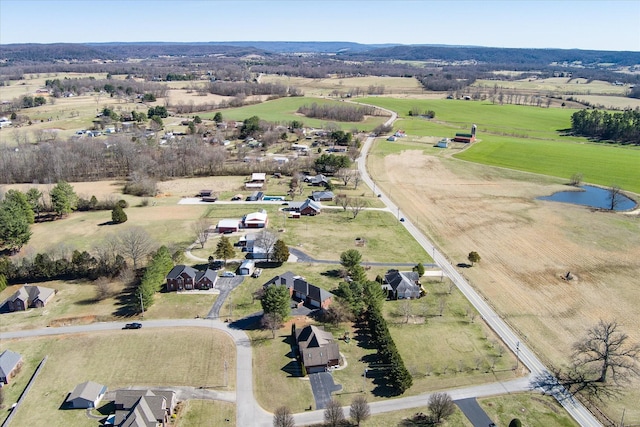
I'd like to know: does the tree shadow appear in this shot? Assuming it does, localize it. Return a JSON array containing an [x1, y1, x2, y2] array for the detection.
[[456, 263, 471, 268], [398, 412, 436, 426], [111, 283, 141, 317], [321, 269, 343, 279], [228, 313, 262, 330], [97, 221, 115, 226]]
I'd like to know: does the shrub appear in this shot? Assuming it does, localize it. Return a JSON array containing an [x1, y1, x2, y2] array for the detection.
[[111, 205, 128, 224]]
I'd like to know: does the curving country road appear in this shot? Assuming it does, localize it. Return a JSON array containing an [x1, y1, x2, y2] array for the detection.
[[356, 107, 602, 427]]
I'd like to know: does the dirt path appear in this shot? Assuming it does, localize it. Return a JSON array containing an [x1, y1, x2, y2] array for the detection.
[[371, 149, 640, 420]]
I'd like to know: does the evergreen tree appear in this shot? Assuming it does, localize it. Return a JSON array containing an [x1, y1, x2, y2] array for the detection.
[[215, 236, 235, 265], [50, 181, 78, 218], [111, 204, 128, 224], [4, 189, 35, 224], [272, 239, 290, 264], [261, 285, 290, 320], [0, 199, 32, 254], [0, 273, 7, 292]]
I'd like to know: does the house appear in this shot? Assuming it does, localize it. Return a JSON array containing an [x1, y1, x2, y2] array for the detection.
[[111, 389, 176, 427], [245, 240, 271, 260], [382, 270, 424, 300], [238, 259, 256, 276], [243, 209, 268, 228], [299, 199, 321, 216], [165, 265, 218, 291], [65, 381, 107, 409], [246, 191, 264, 201], [305, 174, 329, 187], [264, 271, 334, 310], [387, 135, 397, 142], [1, 285, 55, 313], [198, 189, 213, 197], [310, 191, 335, 202], [294, 325, 340, 374], [394, 130, 406, 137], [217, 219, 240, 233], [0, 349, 23, 385]]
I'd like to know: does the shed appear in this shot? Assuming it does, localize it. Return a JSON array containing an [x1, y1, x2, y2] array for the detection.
[[239, 260, 256, 276], [251, 172, 266, 182], [217, 219, 240, 233], [66, 381, 107, 409]]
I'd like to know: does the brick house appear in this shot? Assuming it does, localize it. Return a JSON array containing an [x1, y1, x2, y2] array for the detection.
[[165, 265, 218, 291]]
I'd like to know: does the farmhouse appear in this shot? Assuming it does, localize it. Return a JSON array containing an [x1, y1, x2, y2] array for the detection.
[[1, 285, 55, 313], [111, 389, 177, 427], [0, 349, 23, 385], [294, 324, 340, 374], [245, 172, 266, 189], [382, 270, 424, 300], [264, 271, 334, 310], [310, 191, 335, 202], [305, 174, 329, 187], [299, 199, 322, 216], [243, 209, 268, 228], [65, 381, 107, 409], [217, 219, 240, 233], [165, 265, 218, 291]]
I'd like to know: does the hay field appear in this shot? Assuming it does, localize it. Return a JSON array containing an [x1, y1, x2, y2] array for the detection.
[[369, 147, 640, 422], [259, 74, 425, 96], [473, 77, 629, 95], [569, 94, 640, 110]]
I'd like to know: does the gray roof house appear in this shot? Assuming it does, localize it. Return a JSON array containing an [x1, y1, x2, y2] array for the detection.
[[264, 271, 334, 310], [1, 285, 55, 313], [112, 389, 177, 427], [294, 325, 340, 374], [0, 349, 23, 385], [310, 191, 335, 202], [65, 381, 107, 408], [382, 270, 423, 300]]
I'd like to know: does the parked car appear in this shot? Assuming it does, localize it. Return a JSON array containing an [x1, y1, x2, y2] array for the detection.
[[221, 271, 236, 277], [124, 322, 142, 329], [251, 268, 263, 278], [399, 217, 405, 222]]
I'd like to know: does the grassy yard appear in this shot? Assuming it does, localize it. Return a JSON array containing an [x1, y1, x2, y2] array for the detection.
[[0, 328, 235, 427], [175, 400, 235, 427], [479, 392, 579, 427]]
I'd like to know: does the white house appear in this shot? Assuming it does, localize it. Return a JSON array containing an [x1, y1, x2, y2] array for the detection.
[[66, 381, 107, 409]]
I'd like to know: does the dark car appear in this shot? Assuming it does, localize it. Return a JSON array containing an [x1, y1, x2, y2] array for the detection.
[[399, 217, 405, 222], [124, 322, 142, 329]]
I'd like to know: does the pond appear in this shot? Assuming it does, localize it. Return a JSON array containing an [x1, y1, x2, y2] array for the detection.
[[537, 185, 637, 211]]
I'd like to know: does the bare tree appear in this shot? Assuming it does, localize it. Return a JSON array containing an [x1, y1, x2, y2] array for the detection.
[[336, 168, 353, 187], [261, 312, 283, 339], [428, 392, 455, 423], [118, 227, 155, 270], [400, 299, 412, 324], [336, 194, 349, 212], [94, 277, 113, 301], [348, 197, 368, 219], [193, 218, 210, 249], [349, 395, 370, 426], [438, 298, 446, 316], [273, 406, 295, 427], [353, 171, 362, 189], [573, 320, 640, 384], [324, 399, 345, 427], [254, 229, 278, 261], [608, 185, 624, 210], [569, 172, 583, 186]]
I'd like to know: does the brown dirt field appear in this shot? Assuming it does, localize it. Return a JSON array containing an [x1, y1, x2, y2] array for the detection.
[[370, 149, 640, 422]]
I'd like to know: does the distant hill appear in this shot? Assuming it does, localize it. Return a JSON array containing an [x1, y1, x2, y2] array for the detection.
[[195, 41, 397, 54], [342, 45, 640, 66]]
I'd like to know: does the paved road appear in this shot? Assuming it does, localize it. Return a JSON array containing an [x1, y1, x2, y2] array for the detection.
[[355, 106, 602, 427]]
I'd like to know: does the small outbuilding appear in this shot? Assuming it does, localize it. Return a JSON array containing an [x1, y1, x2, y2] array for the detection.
[[239, 260, 256, 276], [217, 219, 241, 233], [0, 349, 23, 385], [65, 381, 107, 409]]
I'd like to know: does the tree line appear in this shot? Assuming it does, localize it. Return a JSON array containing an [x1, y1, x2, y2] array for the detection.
[[297, 103, 378, 122], [570, 108, 640, 144]]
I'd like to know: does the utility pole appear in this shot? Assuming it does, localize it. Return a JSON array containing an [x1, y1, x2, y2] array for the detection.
[[224, 359, 228, 387], [515, 341, 520, 371], [362, 368, 367, 392]]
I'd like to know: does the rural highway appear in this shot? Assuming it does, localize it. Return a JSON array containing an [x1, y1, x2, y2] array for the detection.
[[356, 108, 602, 427]]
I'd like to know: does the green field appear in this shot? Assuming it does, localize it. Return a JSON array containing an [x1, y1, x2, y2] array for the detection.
[[360, 98, 640, 194], [203, 96, 390, 131]]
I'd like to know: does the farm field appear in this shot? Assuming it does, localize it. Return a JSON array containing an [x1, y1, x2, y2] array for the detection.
[[203, 96, 390, 131], [368, 144, 640, 422], [259, 74, 427, 97], [472, 77, 629, 96], [0, 328, 236, 427], [360, 98, 640, 193]]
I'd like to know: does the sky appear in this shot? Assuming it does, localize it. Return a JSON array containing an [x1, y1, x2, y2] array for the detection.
[[1, 0, 639, 51]]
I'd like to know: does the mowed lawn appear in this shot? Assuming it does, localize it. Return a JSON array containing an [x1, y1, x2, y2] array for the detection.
[[361, 98, 640, 194], [0, 328, 235, 427]]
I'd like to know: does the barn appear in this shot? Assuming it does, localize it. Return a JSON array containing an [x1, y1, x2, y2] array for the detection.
[[217, 219, 240, 233]]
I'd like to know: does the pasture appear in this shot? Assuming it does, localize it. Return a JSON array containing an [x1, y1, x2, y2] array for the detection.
[[361, 98, 640, 193], [0, 328, 236, 427], [473, 77, 629, 96], [369, 147, 640, 422]]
